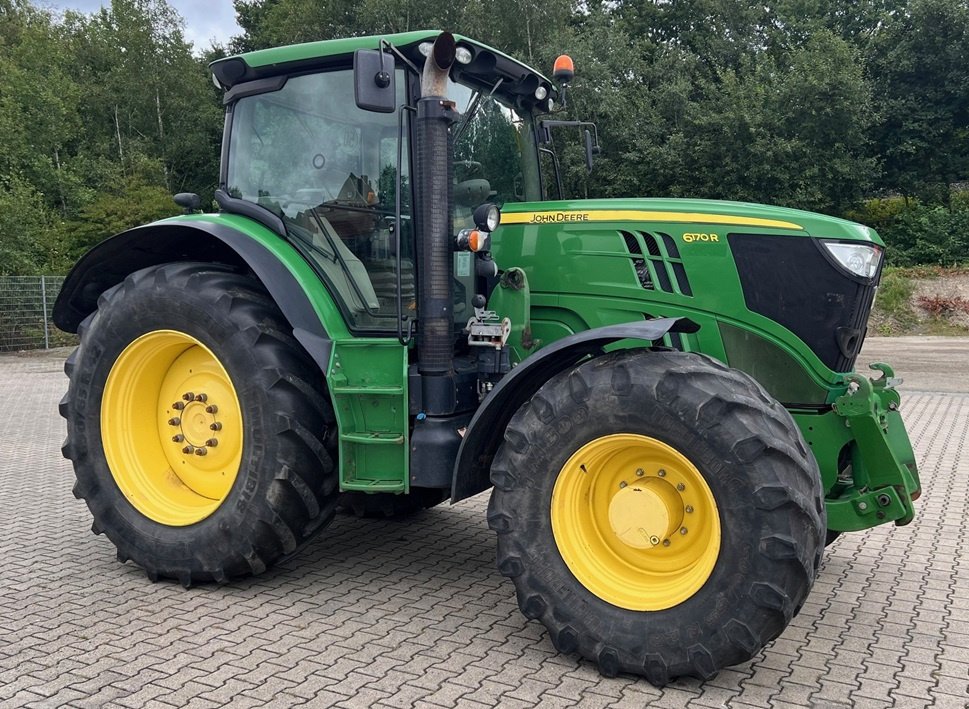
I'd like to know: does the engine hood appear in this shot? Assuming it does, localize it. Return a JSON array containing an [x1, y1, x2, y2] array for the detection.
[[499, 198, 882, 245]]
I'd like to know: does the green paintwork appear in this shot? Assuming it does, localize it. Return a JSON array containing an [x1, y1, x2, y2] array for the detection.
[[485, 268, 537, 364], [328, 339, 409, 493], [824, 363, 920, 530], [173, 212, 352, 340], [491, 197, 875, 394], [213, 30, 551, 85]]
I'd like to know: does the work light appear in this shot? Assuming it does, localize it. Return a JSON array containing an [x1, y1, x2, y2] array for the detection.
[[821, 241, 883, 280], [474, 203, 501, 232]]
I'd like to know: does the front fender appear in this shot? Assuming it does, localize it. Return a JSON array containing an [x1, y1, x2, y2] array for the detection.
[[53, 214, 345, 372], [451, 317, 699, 502]]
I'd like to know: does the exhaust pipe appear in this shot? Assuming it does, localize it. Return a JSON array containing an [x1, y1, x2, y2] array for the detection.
[[421, 32, 455, 97], [415, 33, 457, 389]]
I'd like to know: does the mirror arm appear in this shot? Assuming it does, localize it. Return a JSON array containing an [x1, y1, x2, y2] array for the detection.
[[381, 39, 421, 77], [538, 147, 563, 199]]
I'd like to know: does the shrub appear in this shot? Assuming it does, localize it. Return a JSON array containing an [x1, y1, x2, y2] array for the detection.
[[877, 205, 969, 267]]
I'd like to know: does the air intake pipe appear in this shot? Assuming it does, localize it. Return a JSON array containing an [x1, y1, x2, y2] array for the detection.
[[415, 33, 457, 385]]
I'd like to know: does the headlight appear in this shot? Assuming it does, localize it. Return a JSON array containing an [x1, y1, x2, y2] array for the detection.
[[473, 203, 501, 232], [822, 241, 882, 279]]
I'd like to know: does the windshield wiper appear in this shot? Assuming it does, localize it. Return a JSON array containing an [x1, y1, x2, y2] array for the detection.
[[453, 77, 503, 144]]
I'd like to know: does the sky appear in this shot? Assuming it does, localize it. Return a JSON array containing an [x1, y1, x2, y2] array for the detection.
[[41, 0, 243, 51]]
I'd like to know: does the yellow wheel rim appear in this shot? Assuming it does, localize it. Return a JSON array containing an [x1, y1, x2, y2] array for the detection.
[[551, 434, 721, 611], [101, 330, 244, 526]]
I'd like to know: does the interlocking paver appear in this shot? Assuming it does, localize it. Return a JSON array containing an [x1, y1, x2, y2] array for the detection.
[[2, 346, 968, 709]]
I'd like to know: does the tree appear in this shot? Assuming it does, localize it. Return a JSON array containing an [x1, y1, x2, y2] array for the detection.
[[868, 0, 969, 202]]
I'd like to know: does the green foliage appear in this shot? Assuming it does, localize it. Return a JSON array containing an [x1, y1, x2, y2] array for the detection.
[[845, 197, 916, 233], [0, 176, 61, 275], [871, 268, 917, 334], [879, 205, 969, 267], [63, 178, 179, 261], [0, 0, 221, 275], [2, 0, 969, 274], [868, 0, 969, 202]]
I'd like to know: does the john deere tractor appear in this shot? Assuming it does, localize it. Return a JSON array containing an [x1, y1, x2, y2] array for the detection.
[[55, 32, 920, 683]]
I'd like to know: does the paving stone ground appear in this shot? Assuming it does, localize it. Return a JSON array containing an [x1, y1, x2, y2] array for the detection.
[[1, 347, 967, 708]]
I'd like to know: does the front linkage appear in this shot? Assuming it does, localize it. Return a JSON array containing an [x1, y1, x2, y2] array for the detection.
[[827, 363, 921, 532]]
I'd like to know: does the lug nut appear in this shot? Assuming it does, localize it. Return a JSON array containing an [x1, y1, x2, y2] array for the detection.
[[168, 417, 181, 426], [619, 481, 627, 489], [172, 401, 185, 411], [677, 483, 686, 492], [636, 468, 645, 477], [209, 422, 222, 431], [182, 445, 194, 454], [685, 505, 694, 514], [206, 439, 219, 447], [680, 527, 688, 535], [205, 405, 218, 414], [658, 469, 666, 477], [195, 393, 207, 402], [662, 539, 671, 547], [182, 392, 195, 401], [195, 447, 208, 456], [172, 434, 184, 443]]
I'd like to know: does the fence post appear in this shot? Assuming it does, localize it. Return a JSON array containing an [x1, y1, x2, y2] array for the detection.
[[41, 275, 50, 350]]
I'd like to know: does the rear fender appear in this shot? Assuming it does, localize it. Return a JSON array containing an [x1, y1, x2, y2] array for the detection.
[[53, 216, 339, 372], [451, 317, 700, 502]]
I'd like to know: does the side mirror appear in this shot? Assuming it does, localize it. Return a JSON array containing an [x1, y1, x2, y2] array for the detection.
[[354, 49, 396, 113], [173, 192, 201, 213]]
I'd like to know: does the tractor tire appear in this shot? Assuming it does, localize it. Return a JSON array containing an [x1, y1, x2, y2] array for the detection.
[[487, 350, 825, 684], [60, 263, 339, 585], [339, 488, 448, 518]]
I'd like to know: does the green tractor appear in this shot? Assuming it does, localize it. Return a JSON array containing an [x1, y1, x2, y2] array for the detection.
[[55, 31, 919, 683]]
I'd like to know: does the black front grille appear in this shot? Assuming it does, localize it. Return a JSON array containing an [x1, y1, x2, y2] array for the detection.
[[728, 233, 879, 372]]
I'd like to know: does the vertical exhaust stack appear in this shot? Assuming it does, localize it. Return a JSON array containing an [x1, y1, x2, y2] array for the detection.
[[415, 33, 457, 396]]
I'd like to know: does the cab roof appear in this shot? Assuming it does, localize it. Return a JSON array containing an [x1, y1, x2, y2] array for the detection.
[[210, 30, 555, 109]]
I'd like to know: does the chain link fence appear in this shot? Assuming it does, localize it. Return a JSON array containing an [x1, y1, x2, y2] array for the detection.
[[0, 276, 77, 352]]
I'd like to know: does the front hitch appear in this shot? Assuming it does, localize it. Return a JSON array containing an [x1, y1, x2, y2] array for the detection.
[[827, 363, 921, 531]]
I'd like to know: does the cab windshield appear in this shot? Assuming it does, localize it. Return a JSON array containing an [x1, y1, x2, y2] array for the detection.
[[449, 81, 538, 216]]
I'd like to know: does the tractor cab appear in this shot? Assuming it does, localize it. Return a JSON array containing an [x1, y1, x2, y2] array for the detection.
[[213, 31, 549, 337]]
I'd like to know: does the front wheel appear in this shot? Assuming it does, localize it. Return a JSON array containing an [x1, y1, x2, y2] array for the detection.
[[487, 350, 825, 684], [60, 263, 339, 585]]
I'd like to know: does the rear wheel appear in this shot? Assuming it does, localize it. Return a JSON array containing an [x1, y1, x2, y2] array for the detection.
[[487, 350, 825, 684], [60, 263, 339, 584]]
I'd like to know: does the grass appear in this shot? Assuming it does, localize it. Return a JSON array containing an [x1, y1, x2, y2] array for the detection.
[[871, 268, 917, 334]]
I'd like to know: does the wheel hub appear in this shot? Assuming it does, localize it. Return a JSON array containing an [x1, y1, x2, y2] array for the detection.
[[607, 479, 683, 549], [169, 392, 222, 455]]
